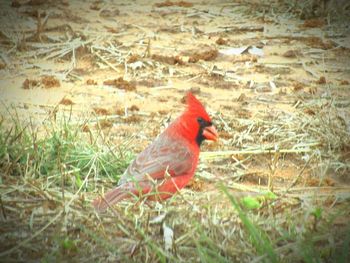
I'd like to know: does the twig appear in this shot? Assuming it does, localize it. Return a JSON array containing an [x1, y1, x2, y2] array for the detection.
[[200, 144, 319, 160], [92, 49, 119, 72], [301, 61, 319, 78], [285, 154, 314, 192], [225, 182, 270, 193]]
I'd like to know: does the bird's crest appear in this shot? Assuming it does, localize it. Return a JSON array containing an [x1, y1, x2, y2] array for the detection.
[[186, 92, 211, 121]]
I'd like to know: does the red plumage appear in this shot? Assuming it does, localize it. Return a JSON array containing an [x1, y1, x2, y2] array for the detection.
[[92, 93, 218, 212]]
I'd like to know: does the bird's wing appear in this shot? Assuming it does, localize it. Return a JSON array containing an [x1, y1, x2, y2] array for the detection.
[[118, 133, 195, 185]]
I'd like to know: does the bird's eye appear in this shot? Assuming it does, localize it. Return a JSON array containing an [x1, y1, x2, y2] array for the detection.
[[197, 117, 204, 124]]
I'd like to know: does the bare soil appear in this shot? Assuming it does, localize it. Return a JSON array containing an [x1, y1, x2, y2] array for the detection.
[[0, 0, 349, 261]]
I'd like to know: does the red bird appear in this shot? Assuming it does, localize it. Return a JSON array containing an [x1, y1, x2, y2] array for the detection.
[[92, 92, 218, 212]]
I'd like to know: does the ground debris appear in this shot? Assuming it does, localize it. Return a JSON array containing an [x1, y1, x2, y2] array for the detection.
[[283, 50, 301, 58], [103, 77, 136, 91], [59, 98, 74, 105], [127, 54, 141, 63], [86, 79, 98, 85], [154, 1, 193, 8], [93, 107, 110, 115], [96, 119, 113, 129], [22, 76, 60, 89], [300, 18, 325, 28], [186, 46, 218, 63], [316, 76, 326, 84], [293, 82, 304, 91], [151, 54, 185, 65], [1, 0, 350, 262], [41, 75, 60, 88], [304, 37, 335, 49], [128, 105, 139, 112], [216, 37, 228, 45], [22, 79, 39, 89]]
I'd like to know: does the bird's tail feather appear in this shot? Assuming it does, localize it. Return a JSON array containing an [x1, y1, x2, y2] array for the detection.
[[92, 187, 129, 212]]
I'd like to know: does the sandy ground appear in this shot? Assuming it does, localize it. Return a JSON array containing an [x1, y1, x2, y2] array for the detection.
[[0, 0, 350, 261], [1, 0, 350, 182], [0, 0, 349, 193]]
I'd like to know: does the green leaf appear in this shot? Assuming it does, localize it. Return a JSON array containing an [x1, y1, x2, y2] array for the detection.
[[241, 196, 261, 210], [221, 185, 278, 263], [312, 207, 323, 219], [62, 238, 76, 250], [264, 191, 277, 200], [75, 172, 82, 188]]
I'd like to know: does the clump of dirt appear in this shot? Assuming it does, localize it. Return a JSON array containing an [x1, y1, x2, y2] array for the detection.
[[97, 120, 113, 129], [59, 98, 74, 105], [340, 80, 349, 85], [124, 115, 141, 123], [316, 76, 326, 84], [304, 108, 316, 115], [127, 54, 141, 63], [305, 37, 334, 49], [216, 37, 228, 45], [86, 79, 98, 85], [300, 18, 325, 28], [283, 50, 301, 58], [41, 75, 60, 88], [154, 1, 193, 8], [93, 107, 110, 115], [293, 82, 304, 91], [306, 177, 336, 187], [188, 47, 218, 63], [158, 110, 168, 115], [128, 105, 139, 112], [22, 79, 39, 89], [103, 77, 136, 91], [151, 54, 185, 65], [115, 108, 125, 115], [186, 178, 205, 191]]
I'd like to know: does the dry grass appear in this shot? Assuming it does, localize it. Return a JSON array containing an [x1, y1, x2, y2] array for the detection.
[[0, 94, 349, 262], [238, 0, 350, 20], [0, 0, 350, 262]]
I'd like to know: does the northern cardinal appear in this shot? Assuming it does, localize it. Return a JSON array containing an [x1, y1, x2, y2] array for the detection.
[[92, 92, 218, 212]]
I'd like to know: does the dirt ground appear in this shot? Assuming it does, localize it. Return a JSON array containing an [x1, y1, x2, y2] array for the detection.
[[0, 0, 350, 262], [1, 0, 349, 182]]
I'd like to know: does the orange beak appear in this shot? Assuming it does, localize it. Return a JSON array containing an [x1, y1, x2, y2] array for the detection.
[[203, 125, 218, 141]]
